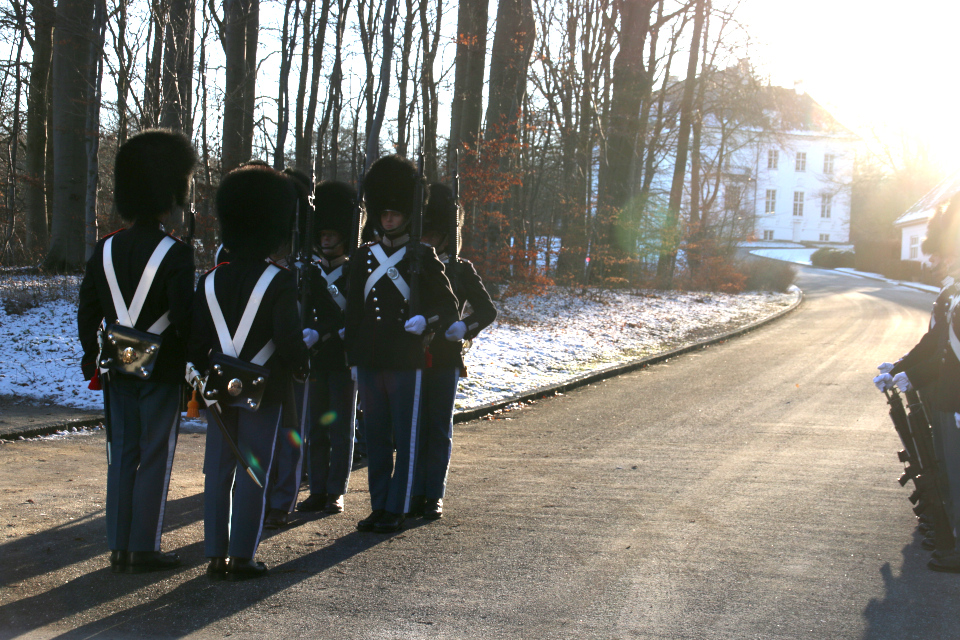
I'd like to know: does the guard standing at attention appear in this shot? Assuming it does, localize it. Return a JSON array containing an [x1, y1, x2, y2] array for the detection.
[[874, 194, 960, 572], [409, 182, 497, 520], [343, 155, 459, 534], [297, 180, 359, 515], [264, 168, 313, 529], [78, 129, 197, 573], [188, 165, 316, 580]]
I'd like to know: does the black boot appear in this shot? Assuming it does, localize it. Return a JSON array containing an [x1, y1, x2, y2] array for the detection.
[[207, 557, 229, 581], [109, 549, 128, 574], [423, 498, 443, 520], [228, 558, 269, 580], [372, 512, 405, 533], [126, 550, 181, 574], [357, 509, 386, 531], [406, 495, 426, 518]]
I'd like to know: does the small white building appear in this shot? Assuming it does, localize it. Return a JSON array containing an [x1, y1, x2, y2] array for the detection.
[[894, 170, 960, 265]]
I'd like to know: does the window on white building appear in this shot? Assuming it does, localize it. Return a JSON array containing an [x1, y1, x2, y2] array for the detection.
[[725, 185, 741, 211], [796, 152, 807, 172], [824, 154, 835, 175], [767, 149, 779, 170], [820, 234, 830, 242], [793, 192, 804, 216], [765, 189, 776, 213], [910, 235, 919, 260], [821, 194, 832, 218], [763, 230, 774, 240]]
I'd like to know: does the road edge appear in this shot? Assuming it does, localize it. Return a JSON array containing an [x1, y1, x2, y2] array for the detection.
[[1, 287, 804, 439]]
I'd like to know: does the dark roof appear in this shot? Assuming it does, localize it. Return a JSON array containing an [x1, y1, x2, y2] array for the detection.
[[761, 86, 852, 135]]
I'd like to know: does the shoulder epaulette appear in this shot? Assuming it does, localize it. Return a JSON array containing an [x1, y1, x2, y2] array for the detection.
[[101, 228, 125, 241], [167, 232, 189, 245], [268, 259, 291, 271], [203, 262, 229, 275]]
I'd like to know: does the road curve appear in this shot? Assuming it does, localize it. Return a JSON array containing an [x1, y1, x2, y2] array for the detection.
[[1, 267, 955, 640]]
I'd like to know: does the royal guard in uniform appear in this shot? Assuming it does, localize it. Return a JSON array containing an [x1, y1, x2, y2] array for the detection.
[[409, 182, 497, 520], [343, 155, 459, 533], [263, 168, 313, 529], [78, 130, 197, 573], [297, 180, 359, 515], [188, 165, 316, 580], [875, 194, 960, 572]]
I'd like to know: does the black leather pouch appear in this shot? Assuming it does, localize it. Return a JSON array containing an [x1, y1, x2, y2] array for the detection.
[[205, 352, 270, 412], [100, 324, 163, 380]]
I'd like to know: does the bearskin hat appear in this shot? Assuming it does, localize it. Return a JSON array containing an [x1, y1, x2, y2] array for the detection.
[[283, 167, 313, 240], [217, 165, 298, 260], [114, 129, 197, 222], [363, 155, 423, 222], [922, 192, 960, 257], [314, 180, 357, 243]]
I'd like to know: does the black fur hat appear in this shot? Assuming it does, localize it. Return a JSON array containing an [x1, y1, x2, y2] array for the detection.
[[114, 129, 197, 222], [283, 167, 312, 240], [314, 180, 357, 243], [217, 165, 298, 260], [363, 155, 423, 225], [922, 192, 960, 257], [423, 183, 461, 233]]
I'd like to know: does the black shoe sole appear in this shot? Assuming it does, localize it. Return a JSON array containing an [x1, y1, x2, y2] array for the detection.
[[928, 560, 960, 573]]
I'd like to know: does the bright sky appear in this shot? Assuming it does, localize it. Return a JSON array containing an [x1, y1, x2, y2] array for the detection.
[[737, 0, 960, 170]]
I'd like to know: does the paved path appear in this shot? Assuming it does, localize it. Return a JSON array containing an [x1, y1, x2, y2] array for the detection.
[[0, 267, 954, 639]]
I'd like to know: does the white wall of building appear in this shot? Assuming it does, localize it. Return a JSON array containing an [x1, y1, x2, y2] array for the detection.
[[748, 133, 854, 244], [898, 220, 931, 264]]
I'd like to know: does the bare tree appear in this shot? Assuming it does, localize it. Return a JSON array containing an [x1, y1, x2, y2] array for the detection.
[[159, 0, 195, 134], [448, 0, 489, 166], [220, 0, 258, 173], [45, 0, 95, 270], [364, 0, 398, 167], [24, 0, 55, 256]]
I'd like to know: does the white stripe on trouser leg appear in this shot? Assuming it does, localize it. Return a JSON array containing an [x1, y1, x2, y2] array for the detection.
[[286, 379, 310, 513], [252, 410, 282, 555], [153, 405, 180, 550], [403, 369, 423, 514]]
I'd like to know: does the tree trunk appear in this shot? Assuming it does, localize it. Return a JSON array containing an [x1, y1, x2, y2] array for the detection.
[[656, 0, 705, 287], [364, 0, 399, 168], [45, 0, 95, 271], [221, 0, 257, 173], [448, 0, 489, 166], [159, 0, 195, 135], [113, 0, 131, 144], [396, 0, 416, 157], [242, 0, 259, 158], [273, 0, 300, 169], [420, 0, 442, 180], [142, 0, 166, 129], [85, 0, 107, 261], [24, 0, 55, 256], [483, 0, 534, 143]]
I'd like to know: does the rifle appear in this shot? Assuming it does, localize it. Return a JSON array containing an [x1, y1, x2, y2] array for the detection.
[[448, 149, 462, 293], [352, 154, 366, 251], [886, 388, 954, 549], [409, 144, 426, 318]]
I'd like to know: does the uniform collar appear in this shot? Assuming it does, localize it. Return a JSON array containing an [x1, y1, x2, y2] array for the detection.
[[319, 254, 348, 270], [381, 233, 409, 248]]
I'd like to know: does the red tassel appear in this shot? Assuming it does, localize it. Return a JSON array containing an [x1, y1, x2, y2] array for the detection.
[[88, 369, 102, 391], [424, 348, 433, 368]]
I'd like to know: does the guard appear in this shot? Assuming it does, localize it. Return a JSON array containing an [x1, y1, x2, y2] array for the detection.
[[78, 129, 197, 573], [343, 155, 459, 533], [297, 180, 359, 515], [410, 182, 497, 520], [188, 165, 315, 580]]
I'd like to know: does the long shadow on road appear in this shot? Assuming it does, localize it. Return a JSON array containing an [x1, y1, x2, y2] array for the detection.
[[861, 531, 960, 639], [0, 492, 204, 589]]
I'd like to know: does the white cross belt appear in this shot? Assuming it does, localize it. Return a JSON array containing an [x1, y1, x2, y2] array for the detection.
[[365, 244, 410, 301]]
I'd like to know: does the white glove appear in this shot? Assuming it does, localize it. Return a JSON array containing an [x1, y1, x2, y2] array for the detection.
[[338, 327, 346, 340], [404, 315, 427, 335], [873, 373, 894, 392], [893, 371, 913, 392], [302, 328, 320, 348], [955, 413, 960, 429], [350, 366, 358, 382], [445, 321, 467, 342], [877, 362, 895, 374]]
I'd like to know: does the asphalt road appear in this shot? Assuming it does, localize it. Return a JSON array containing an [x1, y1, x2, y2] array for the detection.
[[1, 267, 957, 639]]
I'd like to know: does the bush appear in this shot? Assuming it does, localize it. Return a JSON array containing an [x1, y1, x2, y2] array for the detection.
[[736, 259, 797, 292], [810, 248, 855, 269]]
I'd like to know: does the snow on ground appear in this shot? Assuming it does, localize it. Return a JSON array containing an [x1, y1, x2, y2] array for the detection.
[[749, 247, 817, 265], [0, 276, 795, 417]]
